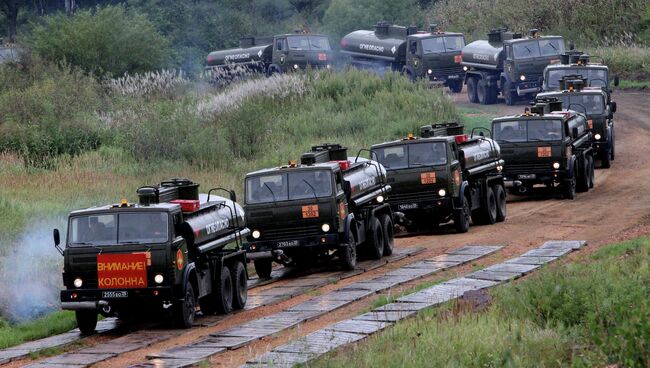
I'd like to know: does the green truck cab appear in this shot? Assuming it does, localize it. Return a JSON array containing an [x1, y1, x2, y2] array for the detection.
[[243, 144, 393, 277], [340, 23, 466, 92], [491, 101, 595, 199], [542, 51, 619, 91], [371, 124, 506, 233], [56, 179, 249, 334], [537, 75, 617, 168], [462, 28, 565, 105]]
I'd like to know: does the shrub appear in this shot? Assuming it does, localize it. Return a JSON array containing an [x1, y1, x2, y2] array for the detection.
[[29, 5, 170, 76]]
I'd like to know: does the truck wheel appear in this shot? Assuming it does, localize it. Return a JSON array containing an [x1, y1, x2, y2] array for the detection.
[[367, 216, 385, 260], [504, 87, 516, 106], [577, 157, 589, 193], [216, 266, 233, 315], [484, 186, 498, 224], [454, 194, 471, 233], [380, 214, 394, 256], [175, 282, 196, 328], [467, 78, 478, 103], [75, 310, 98, 335], [231, 261, 247, 310], [477, 79, 488, 105], [253, 259, 272, 279], [588, 155, 595, 189], [449, 80, 463, 93], [493, 184, 507, 222], [339, 231, 357, 270], [601, 148, 612, 168], [562, 169, 577, 200], [610, 128, 615, 160]]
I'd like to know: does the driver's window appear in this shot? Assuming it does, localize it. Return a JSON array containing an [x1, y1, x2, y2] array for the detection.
[[506, 45, 513, 60], [173, 213, 182, 238], [450, 143, 458, 161], [410, 41, 418, 55], [335, 172, 344, 194], [276, 39, 283, 51]]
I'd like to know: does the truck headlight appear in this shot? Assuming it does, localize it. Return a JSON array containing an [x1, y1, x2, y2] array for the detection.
[[427, 69, 432, 75], [154, 274, 164, 284], [376, 195, 384, 203], [438, 189, 446, 197], [463, 66, 468, 71], [293, 64, 299, 70], [594, 133, 601, 140], [553, 162, 560, 169], [321, 223, 330, 232], [519, 75, 526, 81], [73, 278, 83, 288], [252, 230, 261, 239], [326, 64, 332, 69]]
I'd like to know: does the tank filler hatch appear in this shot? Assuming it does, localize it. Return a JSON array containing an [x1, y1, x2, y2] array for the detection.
[[420, 122, 465, 138], [300, 144, 348, 165], [558, 75, 587, 91], [527, 97, 563, 116], [137, 178, 199, 205]]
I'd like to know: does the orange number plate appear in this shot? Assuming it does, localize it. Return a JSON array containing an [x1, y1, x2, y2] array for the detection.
[[454, 55, 462, 63], [97, 253, 148, 289], [302, 205, 319, 219], [537, 147, 552, 158], [420, 172, 437, 184]]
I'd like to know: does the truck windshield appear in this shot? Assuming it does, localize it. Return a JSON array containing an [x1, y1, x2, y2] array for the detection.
[[375, 142, 447, 169], [68, 212, 169, 246], [513, 38, 564, 59], [493, 119, 563, 142], [550, 94, 605, 115], [546, 68, 608, 89], [246, 170, 333, 204], [287, 36, 331, 51], [421, 35, 465, 53]]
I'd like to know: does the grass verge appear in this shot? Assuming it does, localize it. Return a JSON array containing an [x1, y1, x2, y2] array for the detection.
[[310, 237, 650, 368], [0, 311, 76, 350]]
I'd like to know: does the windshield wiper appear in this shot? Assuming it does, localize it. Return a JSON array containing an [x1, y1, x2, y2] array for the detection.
[[71, 242, 105, 254], [263, 183, 278, 205], [302, 179, 318, 200]]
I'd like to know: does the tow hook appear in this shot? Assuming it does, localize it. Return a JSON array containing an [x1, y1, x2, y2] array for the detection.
[[272, 249, 292, 266], [393, 211, 406, 224]]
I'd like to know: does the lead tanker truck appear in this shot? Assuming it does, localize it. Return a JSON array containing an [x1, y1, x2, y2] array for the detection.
[[372, 123, 506, 233], [340, 22, 466, 92], [206, 31, 334, 76], [462, 28, 565, 105], [243, 144, 393, 278], [56, 179, 250, 334]]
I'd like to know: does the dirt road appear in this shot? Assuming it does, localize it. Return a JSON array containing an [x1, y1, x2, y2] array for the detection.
[[12, 90, 650, 368]]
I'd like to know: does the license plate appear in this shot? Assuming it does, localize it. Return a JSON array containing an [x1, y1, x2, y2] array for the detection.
[[277, 240, 299, 248], [102, 291, 128, 298], [398, 203, 419, 210], [447, 75, 460, 79], [518, 174, 536, 179]]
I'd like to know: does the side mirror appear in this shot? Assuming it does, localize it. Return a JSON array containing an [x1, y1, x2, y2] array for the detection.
[[53, 229, 63, 256], [343, 180, 352, 194], [613, 75, 620, 87], [229, 190, 237, 203], [538, 76, 544, 86], [572, 127, 579, 138], [610, 101, 617, 113], [569, 43, 575, 50]]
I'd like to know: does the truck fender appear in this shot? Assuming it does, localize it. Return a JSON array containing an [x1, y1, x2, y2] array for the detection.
[[342, 213, 356, 245], [179, 262, 198, 299], [370, 203, 392, 220], [566, 155, 577, 179], [402, 65, 416, 81], [453, 180, 470, 210]]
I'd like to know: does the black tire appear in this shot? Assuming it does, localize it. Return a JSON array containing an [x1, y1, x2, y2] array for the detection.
[[504, 83, 516, 105], [380, 214, 394, 256], [483, 186, 497, 224], [253, 259, 272, 279], [601, 147, 612, 168], [493, 184, 507, 222], [588, 155, 595, 189], [477, 79, 488, 105], [610, 128, 615, 161], [215, 266, 233, 315], [486, 84, 498, 104], [75, 310, 98, 335], [454, 194, 471, 233], [449, 80, 463, 93], [339, 231, 357, 270], [175, 282, 196, 328], [577, 157, 589, 192], [231, 261, 247, 310], [367, 216, 384, 260], [467, 77, 479, 103], [562, 169, 577, 200]]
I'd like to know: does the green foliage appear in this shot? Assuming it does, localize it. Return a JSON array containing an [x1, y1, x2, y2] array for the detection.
[[638, 5, 650, 43], [0, 311, 76, 349], [29, 5, 170, 76]]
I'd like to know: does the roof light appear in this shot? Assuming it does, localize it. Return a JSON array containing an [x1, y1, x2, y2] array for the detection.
[[337, 160, 350, 171], [289, 160, 297, 167], [407, 133, 415, 140], [454, 134, 469, 144]]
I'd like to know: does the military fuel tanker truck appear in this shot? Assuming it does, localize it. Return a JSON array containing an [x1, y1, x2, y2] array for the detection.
[[371, 123, 506, 233], [542, 51, 619, 92], [340, 22, 466, 92], [462, 28, 565, 105], [55, 179, 250, 334], [206, 32, 334, 76], [491, 100, 595, 199], [537, 75, 617, 168], [243, 144, 393, 278]]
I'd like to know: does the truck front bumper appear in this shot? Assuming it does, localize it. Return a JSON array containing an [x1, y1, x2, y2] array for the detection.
[[60, 286, 175, 310], [504, 170, 567, 187], [244, 233, 341, 258], [391, 198, 453, 222]]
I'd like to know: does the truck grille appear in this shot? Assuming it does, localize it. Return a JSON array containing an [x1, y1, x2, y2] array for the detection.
[[504, 163, 553, 174], [261, 224, 323, 242], [390, 191, 439, 203], [430, 65, 464, 77]]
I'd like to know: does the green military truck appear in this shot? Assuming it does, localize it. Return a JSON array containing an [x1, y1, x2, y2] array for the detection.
[[340, 22, 466, 92], [491, 100, 595, 199], [462, 28, 565, 105], [206, 31, 334, 75], [56, 179, 250, 334], [371, 124, 506, 233], [542, 51, 619, 91], [537, 75, 617, 168], [243, 144, 393, 277]]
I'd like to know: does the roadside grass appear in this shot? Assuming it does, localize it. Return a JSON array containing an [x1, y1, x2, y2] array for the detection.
[[584, 45, 650, 81], [0, 311, 76, 350], [309, 237, 650, 368], [617, 79, 650, 89]]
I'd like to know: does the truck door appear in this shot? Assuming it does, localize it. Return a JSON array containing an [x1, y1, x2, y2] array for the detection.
[[449, 143, 462, 197], [335, 172, 349, 231], [273, 38, 288, 70], [503, 44, 515, 85], [408, 39, 422, 75]]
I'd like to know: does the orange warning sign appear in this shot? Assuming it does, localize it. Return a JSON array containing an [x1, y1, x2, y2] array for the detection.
[[420, 172, 437, 185], [537, 147, 552, 158], [302, 205, 319, 219], [97, 253, 148, 289]]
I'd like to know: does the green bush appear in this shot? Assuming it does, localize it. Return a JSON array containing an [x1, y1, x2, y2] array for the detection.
[[29, 5, 170, 76]]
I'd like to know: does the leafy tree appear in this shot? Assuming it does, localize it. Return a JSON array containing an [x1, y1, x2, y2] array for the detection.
[[29, 4, 169, 76]]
